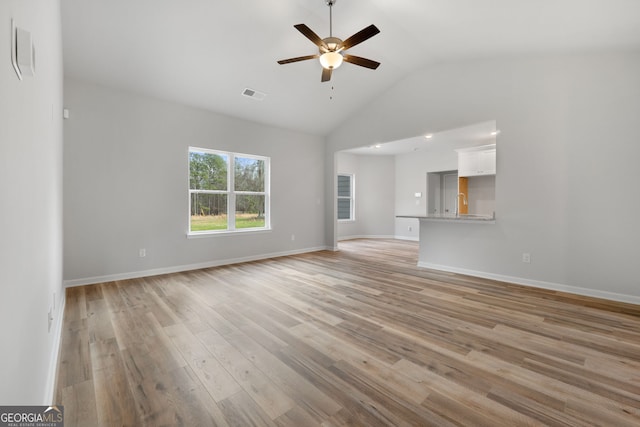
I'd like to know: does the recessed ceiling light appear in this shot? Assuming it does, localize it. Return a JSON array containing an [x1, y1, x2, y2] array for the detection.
[[374, 144, 382, 148], [424, 134, 433, 139]]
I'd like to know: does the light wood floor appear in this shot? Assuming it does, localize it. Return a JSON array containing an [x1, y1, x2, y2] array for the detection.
[[55, 239, 640, 426]]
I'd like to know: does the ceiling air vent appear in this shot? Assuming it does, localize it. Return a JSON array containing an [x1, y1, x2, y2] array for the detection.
[[242, 88, 266, 101]]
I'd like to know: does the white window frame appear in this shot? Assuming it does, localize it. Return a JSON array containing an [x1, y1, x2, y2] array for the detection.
[[337, 173, 355, 222], [188, 147, 270, 236]]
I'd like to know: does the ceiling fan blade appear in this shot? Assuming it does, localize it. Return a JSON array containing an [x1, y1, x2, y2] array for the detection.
[[321, 67, 332, 82], [339, 24, 380, 51], [343, 54, 380, 70], [294, 24, 327, 49], [277, 54, 319, 65]]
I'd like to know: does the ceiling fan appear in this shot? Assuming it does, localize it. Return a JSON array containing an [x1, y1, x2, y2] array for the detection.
[[277, 0, 380, 82]]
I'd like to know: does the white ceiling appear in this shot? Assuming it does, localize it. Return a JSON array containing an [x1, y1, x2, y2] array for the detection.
[[61, 0, 640, 136], [343, 120, 497, 156]]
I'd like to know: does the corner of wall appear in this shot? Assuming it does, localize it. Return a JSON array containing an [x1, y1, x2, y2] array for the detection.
[[44, 292, 66, 404]]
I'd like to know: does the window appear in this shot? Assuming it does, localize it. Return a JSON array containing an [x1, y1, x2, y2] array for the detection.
[[337, 174, 354, 221], [189, 147, 270, 234]]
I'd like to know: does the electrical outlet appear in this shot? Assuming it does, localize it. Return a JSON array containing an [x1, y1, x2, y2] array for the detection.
[[522, 253, 531, 263], [291, 234, 295, 241], [139, 248, 146, 258]]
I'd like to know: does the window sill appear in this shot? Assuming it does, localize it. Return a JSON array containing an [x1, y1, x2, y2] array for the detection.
[[338, 219, 355, 223], [187, 227, 272, 239]]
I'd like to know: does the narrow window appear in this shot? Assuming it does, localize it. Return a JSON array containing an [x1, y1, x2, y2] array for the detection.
[[337, 174, 354, 221]]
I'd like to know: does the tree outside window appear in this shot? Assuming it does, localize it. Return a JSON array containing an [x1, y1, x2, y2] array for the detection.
[[189, 147, 270, 233]]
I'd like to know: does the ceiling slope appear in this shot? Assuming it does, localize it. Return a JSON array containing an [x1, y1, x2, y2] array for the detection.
[[61, 0, 640, 135]]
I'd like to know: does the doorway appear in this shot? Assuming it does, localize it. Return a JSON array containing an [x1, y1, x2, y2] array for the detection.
[[442, 173, 458, 215], [426, 170, 458, 215]]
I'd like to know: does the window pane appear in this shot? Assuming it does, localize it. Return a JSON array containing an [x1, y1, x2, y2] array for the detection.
[[337, 199, 352, 220], [337, 175, 351, 197], [236, 194, 266, 229], [235, 157, 265, 192], [190, 193, 228, 231], [189, 151, 228, 191]]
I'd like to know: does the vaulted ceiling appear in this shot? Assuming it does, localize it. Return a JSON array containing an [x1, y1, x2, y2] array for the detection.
[[61, 0, 640, 135]]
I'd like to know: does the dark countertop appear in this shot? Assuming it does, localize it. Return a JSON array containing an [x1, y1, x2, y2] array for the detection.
[[397, 213, 495, 223]]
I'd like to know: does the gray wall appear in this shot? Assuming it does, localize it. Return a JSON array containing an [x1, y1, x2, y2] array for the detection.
[[63, 79, 326, 284], [336, 153, 395, 240], [0, 0, 64, 404], [394, 148, 459, 241], [467, 175, 496, 216], [326, 51, 640, 303]]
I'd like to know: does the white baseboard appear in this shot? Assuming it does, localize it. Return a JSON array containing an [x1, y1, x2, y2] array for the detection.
[[336, 235, 418, 243], [394, 235, 420, 242], [337, 234, 395, 241], [63, 246, 331, 288], [44, 291, 66, 404], [418, 261, 640, 306]]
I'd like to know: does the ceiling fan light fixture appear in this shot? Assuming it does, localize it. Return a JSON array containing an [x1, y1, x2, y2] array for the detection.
[[277, 0, 379, 82], [319, 51, 343, 69]]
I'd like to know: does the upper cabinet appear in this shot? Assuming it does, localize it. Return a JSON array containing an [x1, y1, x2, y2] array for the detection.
[[456, 144, 496, 177]]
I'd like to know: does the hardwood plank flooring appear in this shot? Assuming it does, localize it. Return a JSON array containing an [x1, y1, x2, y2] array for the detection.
[[55, 239, 640, 426]]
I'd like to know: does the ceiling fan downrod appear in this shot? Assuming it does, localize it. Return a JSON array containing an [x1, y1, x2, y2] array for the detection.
[[326, 0, 336, 38]]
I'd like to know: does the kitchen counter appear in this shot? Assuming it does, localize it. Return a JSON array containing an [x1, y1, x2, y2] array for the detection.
[[397, 213, 495, 224]]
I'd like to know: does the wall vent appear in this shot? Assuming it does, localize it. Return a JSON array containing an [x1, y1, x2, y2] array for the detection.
[[242, 88, 266, 101]]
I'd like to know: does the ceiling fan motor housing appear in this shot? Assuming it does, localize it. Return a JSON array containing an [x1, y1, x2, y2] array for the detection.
[[321, 37, 343, 53]]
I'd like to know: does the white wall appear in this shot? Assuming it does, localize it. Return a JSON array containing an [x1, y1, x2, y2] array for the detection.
[[327, 51, 640, 302], [0, 1, 64, 404], [336, 153, 395, 240], [63, 79, 326, 284]]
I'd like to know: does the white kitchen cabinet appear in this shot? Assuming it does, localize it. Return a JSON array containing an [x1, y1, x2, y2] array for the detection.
[[456, 144, 496, 177]]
